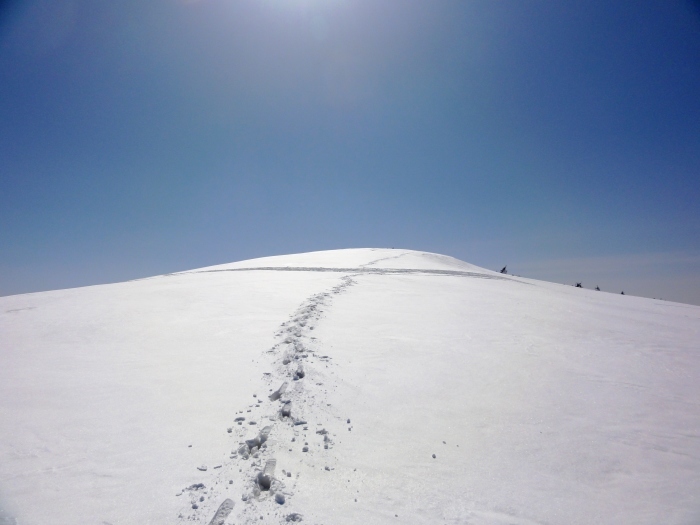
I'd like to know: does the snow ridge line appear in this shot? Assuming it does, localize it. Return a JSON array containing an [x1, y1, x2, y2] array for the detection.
[[176, 275, 356, 524]]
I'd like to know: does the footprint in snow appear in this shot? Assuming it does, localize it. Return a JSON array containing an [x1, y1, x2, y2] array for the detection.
[[255, 459, 276, 492], [269, 381, 288, 401], [206, 498, 234, 525], [281, 402, 292, 418]]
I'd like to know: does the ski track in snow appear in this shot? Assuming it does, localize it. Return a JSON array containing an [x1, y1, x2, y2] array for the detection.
[[186, 266, 513, 281], [357, 252, 409, 268], [175, 274, 357, 524]]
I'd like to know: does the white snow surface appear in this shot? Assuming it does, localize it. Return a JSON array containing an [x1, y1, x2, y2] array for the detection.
[[1, 248, 699, 525]]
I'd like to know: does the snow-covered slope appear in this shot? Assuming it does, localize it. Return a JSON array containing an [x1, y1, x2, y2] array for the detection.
[[1, 249, 698, 525]]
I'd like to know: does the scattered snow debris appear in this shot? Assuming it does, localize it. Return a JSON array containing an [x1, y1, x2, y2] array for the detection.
[[235, 417, 245, 422], [302, 446, 309, 452], [248, 421, 257, 425], [347, 419, 351, 424], [324, 466, 330, 471], [197, 465, 208, 471], [199, 496, 205, 502], [192, 503, 199, 509], [229, 480, 233, 484], [293, 420, 307, 426], [316, 429, 328, 435], [187, 483, 205, 491], [287, 472, 292, 477], [443, 441, 446, 444], [275, 493, 286, 504], [285, 513, 303, 522], [207, 498, 234, 525], [432, 454, 436, 459], [227, 428, 232, 433], [213, 465, 222, 469]]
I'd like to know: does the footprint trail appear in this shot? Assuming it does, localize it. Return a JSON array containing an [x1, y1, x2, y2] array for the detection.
[[175, 275, 356, 524]]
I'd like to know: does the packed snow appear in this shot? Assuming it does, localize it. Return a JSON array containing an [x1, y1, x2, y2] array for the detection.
[[0, 248, 698, 524]]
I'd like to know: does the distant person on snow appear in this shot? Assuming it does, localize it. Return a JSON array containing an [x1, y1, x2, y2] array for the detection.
[[500, 266, 507, 274]]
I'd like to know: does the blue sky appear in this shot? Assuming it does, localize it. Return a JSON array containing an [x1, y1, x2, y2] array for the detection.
[[1, 0, 699, 304]]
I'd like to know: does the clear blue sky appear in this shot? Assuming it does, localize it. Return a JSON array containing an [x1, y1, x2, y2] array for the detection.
[[1, 0, 699, 304]]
